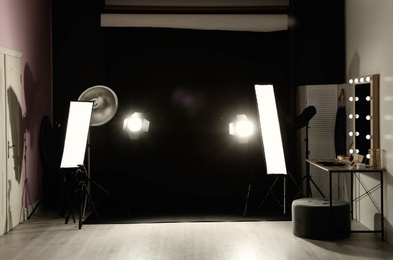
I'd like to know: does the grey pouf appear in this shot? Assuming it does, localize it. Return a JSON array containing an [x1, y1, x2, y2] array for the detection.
[[292, 198, 350, 240]]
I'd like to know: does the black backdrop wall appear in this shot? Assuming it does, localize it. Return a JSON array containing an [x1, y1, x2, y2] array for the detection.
[[50, 0, 345, 213], [90, 28, 291, 210]]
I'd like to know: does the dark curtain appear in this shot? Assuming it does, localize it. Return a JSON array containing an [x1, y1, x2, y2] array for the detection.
[[334, 105, 346, 157]]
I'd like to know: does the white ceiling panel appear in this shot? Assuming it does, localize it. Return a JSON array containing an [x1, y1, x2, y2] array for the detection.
[[105, 0, 289, 7], [101, 14, 288, 32]]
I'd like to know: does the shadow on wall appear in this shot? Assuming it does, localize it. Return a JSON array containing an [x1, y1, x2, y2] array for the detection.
[[7, 87, 23, 184]]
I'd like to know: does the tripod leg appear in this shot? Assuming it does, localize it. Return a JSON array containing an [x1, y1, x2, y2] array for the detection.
[[79, 185, 83, 229], [260, 177, 279, 207], [83, 183, 100, 223], [90, 179, 111, 197], [309, 177, 326, 198], [243, 183, 252, 217], [65, 190, 78, 224], [260, 177, 287, 214], [288, 171, 305, 199]]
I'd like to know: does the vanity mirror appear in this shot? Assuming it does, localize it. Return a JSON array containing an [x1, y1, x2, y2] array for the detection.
[[348, 74, 380, 163]]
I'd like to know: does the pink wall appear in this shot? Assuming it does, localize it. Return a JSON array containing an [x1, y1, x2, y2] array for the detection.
[[0, 0, 52, 207]]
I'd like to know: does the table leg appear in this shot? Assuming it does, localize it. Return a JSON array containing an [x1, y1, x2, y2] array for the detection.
[[351, 172, 353, 220], [380, 170, 384, 240], [329, 172, 333, 207]]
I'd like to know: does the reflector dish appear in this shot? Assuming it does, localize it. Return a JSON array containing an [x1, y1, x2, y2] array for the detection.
[[78, 85, 118, 126]]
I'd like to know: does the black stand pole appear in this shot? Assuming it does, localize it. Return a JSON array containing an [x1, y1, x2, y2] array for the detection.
[[299, 124, 325, 198], [243, 180, 252, 217], [64, 165, 100, 229], [243, 142, 253, 217]]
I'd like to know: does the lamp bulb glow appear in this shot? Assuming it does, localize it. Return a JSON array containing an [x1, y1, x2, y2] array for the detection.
[[127, 117, 143, 132], [235, 120, 253, 137], [366, 134, 371, 140], [366, 96, 371, 101], [366, 115, 371, 120]]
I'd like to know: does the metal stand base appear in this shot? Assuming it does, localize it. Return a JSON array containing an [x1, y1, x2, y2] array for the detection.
[[244, 171, 304, 216], [64, 165, 100, 229]]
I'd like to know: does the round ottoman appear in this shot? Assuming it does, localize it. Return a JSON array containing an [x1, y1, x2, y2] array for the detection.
[[292, 198, 350, 240]]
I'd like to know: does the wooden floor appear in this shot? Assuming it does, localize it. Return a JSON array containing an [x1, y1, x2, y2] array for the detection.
[[1, 209, 393, 260]]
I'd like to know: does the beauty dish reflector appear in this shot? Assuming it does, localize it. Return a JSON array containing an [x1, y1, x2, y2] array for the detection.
[[78, 85, 118, 126]]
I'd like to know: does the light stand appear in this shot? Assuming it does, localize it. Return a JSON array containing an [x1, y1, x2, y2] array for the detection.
[[60, 101, 100, 229], [78, 85, 118, 198], [234, 85, 302, 216], [253, 85, 303, 215], [300, 123, 325, 198], [243, 137, 253, 217], [295, 106, 325, 198], [229, 114, 254, 216], [122, 112, 150, 215]]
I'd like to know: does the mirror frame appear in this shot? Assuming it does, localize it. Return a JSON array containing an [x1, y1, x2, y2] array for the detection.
[[348, 74, 379, 163]]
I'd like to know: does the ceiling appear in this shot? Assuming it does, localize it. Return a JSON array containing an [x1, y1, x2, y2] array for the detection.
[[101, 0, 291, 32], [103, 0, 291, 14], [105, 0, 290, 7]]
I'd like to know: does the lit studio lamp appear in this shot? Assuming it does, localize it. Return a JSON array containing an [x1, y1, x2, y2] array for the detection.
[[229, 114, 254, 216], [121, 112, 149, 216], [229, 114, 254, 144], [123, 112, 150, 139]]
